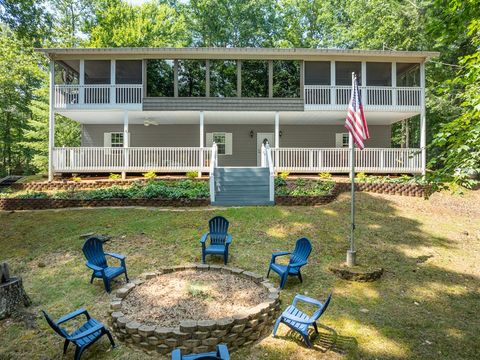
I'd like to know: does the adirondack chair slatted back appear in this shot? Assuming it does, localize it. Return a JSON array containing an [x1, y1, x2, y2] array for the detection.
[[42, 310, 68, 338], [312, 292, 332, 321], [289, 238, 312, 266], [209, 216, 229, 245], [82, 237, 108, 269]]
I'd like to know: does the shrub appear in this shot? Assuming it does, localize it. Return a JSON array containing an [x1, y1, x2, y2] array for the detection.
[[109, 173, 122, 180], [295, 178, 307, 187], [71, 176, 81, 182], [15, 191, 49, 199], [355, 172, 367, 181], [274, 176, 287, 187], [278, 172, 290, 179], [143, 171, 157, 179], [275, 179, 334, 197], [186, 171, 198, 179], [318, 172, 332, 179]]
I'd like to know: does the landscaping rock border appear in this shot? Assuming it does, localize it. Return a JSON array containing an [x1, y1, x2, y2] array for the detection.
[[109, 265, 280, 355], [0, 197, 209, 211]]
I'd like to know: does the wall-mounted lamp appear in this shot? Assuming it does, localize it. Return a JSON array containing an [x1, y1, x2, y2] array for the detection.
[[279, 131, 283, 137], [249, 130, 254, 138]]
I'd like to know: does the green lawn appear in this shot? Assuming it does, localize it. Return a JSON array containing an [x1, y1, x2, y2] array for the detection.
[[1, 190, 479, 360]]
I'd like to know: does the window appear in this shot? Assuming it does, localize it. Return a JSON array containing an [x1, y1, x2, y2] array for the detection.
[[396, 63, 420, 87], [305, 61, 330, 85], [335, 133, 349, 148], [110, 133, 124, 148], [178, 60, 207, 97], [242, 60, 268, 97], [210, 60, 237, 97], [146, 59, 174, 97], [84, 60, 111, 84], [116, 60, 142, 84], [366, 62, 391, 86], [273, 60, 300, 98], [213, 133, 226, 154], [336, 62, 361, 85]]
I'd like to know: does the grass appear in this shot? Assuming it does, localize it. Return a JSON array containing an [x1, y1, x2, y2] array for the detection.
[[0, 190, 479, 359]]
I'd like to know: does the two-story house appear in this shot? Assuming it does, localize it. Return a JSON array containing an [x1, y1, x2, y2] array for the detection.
[[38, 47, 437, 204]]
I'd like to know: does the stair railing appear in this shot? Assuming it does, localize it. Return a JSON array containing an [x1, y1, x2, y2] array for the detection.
[[261, 143, 266, 167], [209, 142, 217, 203], [265, 142, 275, 202]]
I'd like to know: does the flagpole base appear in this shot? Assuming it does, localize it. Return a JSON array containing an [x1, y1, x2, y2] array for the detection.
[[347, 250, 357, 267]]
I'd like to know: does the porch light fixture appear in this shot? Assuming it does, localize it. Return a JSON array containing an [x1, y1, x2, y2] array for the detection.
[[250, 130, 254, 138], [279, 131, 283, 137]]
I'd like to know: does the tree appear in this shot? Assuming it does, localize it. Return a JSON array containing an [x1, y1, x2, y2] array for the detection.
[[88, 0, 188, 47]]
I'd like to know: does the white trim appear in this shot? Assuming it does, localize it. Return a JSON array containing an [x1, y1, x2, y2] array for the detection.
[[48, 60, 55, 181]]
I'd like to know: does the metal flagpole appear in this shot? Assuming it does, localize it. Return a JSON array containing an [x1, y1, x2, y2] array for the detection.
[[347, 72, 357, 267]]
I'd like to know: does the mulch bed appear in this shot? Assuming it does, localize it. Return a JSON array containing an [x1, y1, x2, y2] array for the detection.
[[121, 270, 269, 327]]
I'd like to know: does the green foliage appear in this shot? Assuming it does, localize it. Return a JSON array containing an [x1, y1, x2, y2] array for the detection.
[[355, 172, 367, 181], [274, 176, 287, 187], [318, 172, 332, 179], [186, 171, 199, 179], [3, 180, 210, 200], [142, 171, 157, 179], [278, 171, 290, 179], [275, 179, 335, 196], [109, 173, 122, 180], [71, 176, 81, 182]]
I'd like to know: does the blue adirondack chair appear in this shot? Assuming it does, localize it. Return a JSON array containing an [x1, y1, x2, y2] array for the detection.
[[267, 237, 312, 289], [272, 293, 332, 347], [200, 216, 232, 264], [172, 344, 230, 360], [82, 237, 129, 293], [42, 308, 115, 360]]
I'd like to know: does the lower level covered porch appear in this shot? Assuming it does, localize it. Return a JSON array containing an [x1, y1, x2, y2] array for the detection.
[[51, 110, 424, 175]]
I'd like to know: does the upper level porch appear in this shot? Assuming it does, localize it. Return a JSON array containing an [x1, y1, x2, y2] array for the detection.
[[42, 47, 435, 114]]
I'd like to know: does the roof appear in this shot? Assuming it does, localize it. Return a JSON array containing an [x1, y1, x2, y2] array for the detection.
[[36, 47, 439, 61]]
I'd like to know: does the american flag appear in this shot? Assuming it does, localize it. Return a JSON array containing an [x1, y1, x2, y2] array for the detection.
[[345, 75, 369, 149]]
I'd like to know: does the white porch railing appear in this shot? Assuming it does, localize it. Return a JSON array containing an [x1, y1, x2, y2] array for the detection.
[[304, 85, 421, 111], [272, 148, 422, 174], [54, 84, 143, 108], [52, 147, 212, 173]]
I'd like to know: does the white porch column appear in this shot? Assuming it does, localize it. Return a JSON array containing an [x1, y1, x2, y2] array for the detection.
[[199, 111, 205, 177], [274, 112, 280, 171], [391, 62, 397, 106], [330, 60, 336, 105], [420, 62, 427, 175], [79, 59, 85, 105], [361, 61, 367, 105], [48, 60, 55, 181], [122, 110, 129, 179], [110, 59, 116, 104]]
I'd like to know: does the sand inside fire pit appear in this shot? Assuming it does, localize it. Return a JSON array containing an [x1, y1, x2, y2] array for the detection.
[[121, 270, 269, 327]]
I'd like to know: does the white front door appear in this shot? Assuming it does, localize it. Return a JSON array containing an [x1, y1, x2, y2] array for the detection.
[[257, 133, 275, 166]]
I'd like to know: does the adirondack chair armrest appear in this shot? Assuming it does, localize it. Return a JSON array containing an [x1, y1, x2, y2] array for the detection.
[[86, 262, 104, 273], [225, 234, 232, 245], [57, 308, 90, 324], [281, 312, 314, 325], [171, 348, 182, 360], [288, 261, 308, 269], [271, 251, 290, 262], [200, 232, 209, 244], [292, 294, 323, 308], [105, 252, 125, 260], [68, 323, 105, 341], [217, 343, 230, 359]]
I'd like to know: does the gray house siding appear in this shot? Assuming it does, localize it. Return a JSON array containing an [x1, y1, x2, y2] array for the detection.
[[82, 124, 391, 167]]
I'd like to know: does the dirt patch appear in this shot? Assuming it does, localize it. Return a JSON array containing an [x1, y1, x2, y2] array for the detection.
[[121, 270, 269, 327]]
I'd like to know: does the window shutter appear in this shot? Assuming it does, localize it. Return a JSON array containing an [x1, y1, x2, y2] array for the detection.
[[335, 133, 343, 148], [206, 133, 213, 147], [225, 133, 233, 155], [104, 133, 111, 147]]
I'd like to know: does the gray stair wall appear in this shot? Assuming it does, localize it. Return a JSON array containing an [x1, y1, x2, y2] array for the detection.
[[212, 167, 273, 206]]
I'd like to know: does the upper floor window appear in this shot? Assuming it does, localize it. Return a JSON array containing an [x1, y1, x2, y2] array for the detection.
[[146, 59, 174, 97], [336, 61, 361, 85], [242, 60, 268, 97], [210, 60, 237, 97], [84, 60, 111, 85], [178, 60, 206, 97], [54, 60, 79, 85], [273, 60, 300, 98], [366, 62, 391, 86], [305, 61, 330, 85], [397, 63, 420, 87], [116, 60, 142, 84]]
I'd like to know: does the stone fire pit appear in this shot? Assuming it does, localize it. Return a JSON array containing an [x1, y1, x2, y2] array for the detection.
[[109, 264, 280, 355]]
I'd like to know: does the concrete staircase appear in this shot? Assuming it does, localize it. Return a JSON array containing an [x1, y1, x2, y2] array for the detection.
[[212, 167, 273, 206]]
